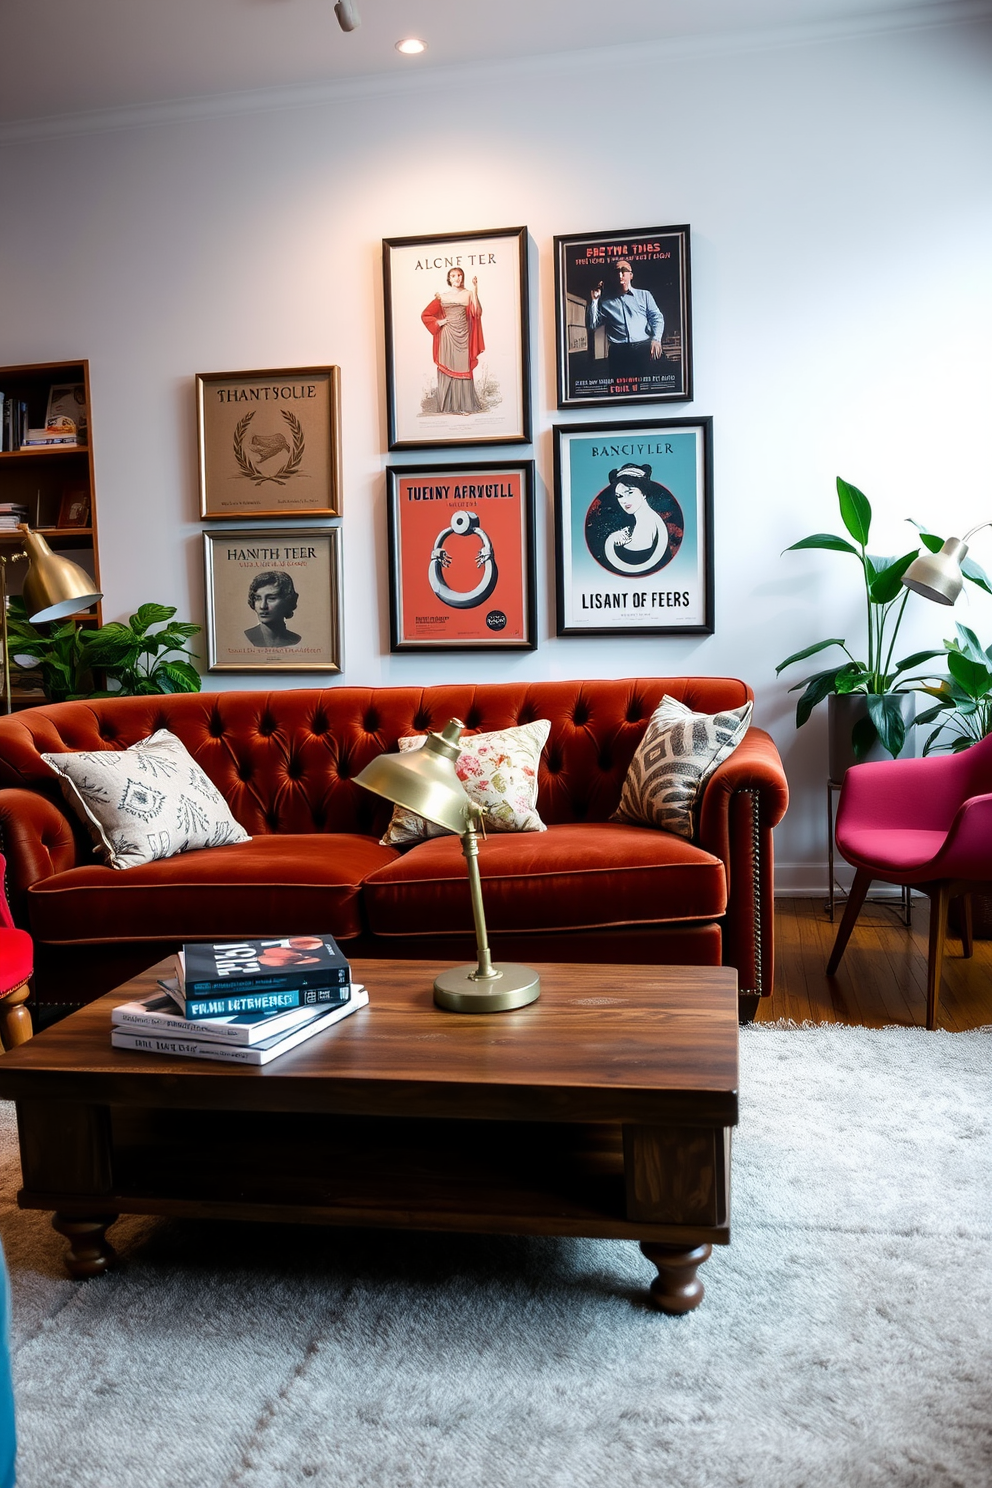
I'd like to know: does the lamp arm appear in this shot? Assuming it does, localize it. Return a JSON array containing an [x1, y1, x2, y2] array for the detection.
[[962, 520, 992, 544], [459, 819, 500, 982]]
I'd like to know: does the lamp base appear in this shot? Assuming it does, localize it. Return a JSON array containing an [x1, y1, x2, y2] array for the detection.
[[433, 963, 541, 1014]]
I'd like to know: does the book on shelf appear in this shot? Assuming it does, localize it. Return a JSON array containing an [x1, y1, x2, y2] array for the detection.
[[45, 383, 87, 442], [20, 430, 78, 448], [114, 984, 366, 1046], [110, 986, 369, 1065], [179, 935, 351, 998]]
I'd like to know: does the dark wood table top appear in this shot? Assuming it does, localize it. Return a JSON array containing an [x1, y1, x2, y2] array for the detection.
[[0, 960, 739, 1126]]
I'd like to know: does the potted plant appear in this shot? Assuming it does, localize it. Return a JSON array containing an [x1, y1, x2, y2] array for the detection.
[[7, 599, 201, 701], [776, 477, 991, 776]]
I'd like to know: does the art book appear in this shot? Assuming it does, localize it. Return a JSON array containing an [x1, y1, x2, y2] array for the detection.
[[114, 987, 364, 1046], [111, 987, 369, 1065], [179, 935, 350, 998]]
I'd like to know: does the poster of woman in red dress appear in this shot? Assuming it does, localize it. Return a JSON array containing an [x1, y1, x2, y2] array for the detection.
[[421, 268, 485, 416]]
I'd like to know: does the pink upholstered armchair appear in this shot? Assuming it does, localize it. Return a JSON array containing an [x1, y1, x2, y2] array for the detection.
[[827, 734, 992, 1028], [0, 855, 33, 1048]]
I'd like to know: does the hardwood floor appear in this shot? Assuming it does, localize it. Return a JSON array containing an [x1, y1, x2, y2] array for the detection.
[[760, 896, 992, 1030]]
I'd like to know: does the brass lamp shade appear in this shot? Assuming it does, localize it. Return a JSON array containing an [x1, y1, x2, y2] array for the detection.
[[353, 720, 472, 835], [19, 527, 102, 623], [354, 719, 540, 1014]]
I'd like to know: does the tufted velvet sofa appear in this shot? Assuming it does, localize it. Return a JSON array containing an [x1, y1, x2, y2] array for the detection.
[[0, 678, 788, 1019]]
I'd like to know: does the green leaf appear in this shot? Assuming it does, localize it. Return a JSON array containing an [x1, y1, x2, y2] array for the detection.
[[851, 714, 879, 760], [867, 550, 920, 605], [891, 649, 944, 673], [157, 660, 201, 694], [129, 603, 176, 634], [952, 623, 986, 663], [946, 651, 992, 700], [783, 533, 861, 557], [775, 638, 848, 674], [961, 554, 992, 597], [865, 694, 906, 758], [836, 477, 871, 546], [791, 664, 860, 727]]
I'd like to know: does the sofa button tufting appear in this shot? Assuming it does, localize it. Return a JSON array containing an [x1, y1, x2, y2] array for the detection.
[[363, 711, 380, 734]]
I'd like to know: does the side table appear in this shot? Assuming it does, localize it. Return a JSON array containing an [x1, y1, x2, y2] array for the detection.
[[826, 778, 912, 925]]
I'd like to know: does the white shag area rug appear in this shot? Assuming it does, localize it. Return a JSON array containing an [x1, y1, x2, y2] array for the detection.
[[1, 1024, 990, 1488]]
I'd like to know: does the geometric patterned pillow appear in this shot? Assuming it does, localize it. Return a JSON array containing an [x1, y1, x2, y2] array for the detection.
[[612, 695, 752, 839], [380, 719, 551, 846], [41, 728, 250, 870]]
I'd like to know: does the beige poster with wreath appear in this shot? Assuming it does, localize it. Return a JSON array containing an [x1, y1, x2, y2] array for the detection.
[[196, 367, 341, 518]]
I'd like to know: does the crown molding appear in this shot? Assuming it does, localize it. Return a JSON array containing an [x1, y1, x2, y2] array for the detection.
[[1, 0, 989, 146]]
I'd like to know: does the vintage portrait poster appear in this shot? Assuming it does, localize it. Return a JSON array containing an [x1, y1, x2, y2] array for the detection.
[[554, 227, 692, 408], [554, 420, 713, 636], [196, 367, 342, 519], [203, 528, 342, 672], [387, 463, 536, 650], [383, 228, 531, 450]]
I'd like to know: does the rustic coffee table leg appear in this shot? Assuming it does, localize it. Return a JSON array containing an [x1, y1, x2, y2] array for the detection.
[[640, 1241, 712, 1314], [51, 1213, 119, 1277]]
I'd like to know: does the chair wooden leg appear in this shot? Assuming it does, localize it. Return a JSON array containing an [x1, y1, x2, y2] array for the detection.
[[826, 868, 873, 975], [960, 892, 974, 959], [0, 983, 33, 1050], [926, 884, 951, 1032]]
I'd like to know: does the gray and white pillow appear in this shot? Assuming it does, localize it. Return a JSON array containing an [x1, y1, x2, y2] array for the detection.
[[612, 695, 753, 839], [42, 727, 250, 870]]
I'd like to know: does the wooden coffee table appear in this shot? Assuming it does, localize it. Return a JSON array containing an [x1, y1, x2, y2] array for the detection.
[[0, 959, 738, 1313]]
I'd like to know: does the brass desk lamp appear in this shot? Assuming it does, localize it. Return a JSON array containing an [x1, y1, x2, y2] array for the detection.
[[1, 524, 103, 713], [354, 719, 541, 1013]]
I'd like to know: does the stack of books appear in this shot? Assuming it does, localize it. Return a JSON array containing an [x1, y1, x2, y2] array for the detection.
[[111, 935, 368, 1065], [0, 503, 27, 531]]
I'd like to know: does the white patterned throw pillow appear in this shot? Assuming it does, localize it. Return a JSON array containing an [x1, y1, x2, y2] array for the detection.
[[613, 695, 753, 839], [42, 728, 250, 870], [380, 719, 551, 846]]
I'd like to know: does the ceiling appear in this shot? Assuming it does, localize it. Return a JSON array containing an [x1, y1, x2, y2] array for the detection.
[[0, 0, 975, 125]]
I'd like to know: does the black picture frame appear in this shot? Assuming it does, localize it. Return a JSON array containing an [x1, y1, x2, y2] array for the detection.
[[386, 460, 537, 651], [553, 418, 713, 636], [383, 227, 531, 450], [553, 226, 692, 408]]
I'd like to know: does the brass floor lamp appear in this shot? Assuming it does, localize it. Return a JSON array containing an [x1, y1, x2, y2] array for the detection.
[[355, 720, 541, 1013], [1, 524, 103, 713]]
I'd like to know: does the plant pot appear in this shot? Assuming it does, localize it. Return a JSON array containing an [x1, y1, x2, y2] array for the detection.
[[827, 693, 916, 782]]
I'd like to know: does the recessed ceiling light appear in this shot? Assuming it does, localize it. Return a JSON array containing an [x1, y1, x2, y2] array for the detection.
[[395, 38, 427, 55]]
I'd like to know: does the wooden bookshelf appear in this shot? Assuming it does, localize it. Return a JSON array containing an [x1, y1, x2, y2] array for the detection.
[[0, 359, 102, 709]]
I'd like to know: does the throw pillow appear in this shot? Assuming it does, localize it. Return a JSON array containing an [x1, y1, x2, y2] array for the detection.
[[613, 695, 753, 839], [42, 728, 251, 870], [380, 719, 551, 846]]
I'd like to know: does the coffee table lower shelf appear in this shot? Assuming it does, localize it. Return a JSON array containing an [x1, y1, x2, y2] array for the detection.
[[16, 1106, 731, 1314]]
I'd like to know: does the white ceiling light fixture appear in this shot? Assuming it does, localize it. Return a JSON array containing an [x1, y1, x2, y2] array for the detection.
[[395, 38, 427, 55], [334, 0, 361, 32]]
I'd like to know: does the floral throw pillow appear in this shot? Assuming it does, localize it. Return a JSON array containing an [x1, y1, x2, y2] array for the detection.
[[612, 695, 753, 839], [380, 719, 551, 846], [42, 728, 251, 870]]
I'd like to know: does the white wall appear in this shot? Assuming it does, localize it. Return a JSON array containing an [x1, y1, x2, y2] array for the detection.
[[1, 14, 990, 887]]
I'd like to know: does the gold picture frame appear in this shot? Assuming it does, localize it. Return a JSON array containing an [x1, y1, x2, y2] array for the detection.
[[203, 527, 343, 674], [196, 366, 342, 520]]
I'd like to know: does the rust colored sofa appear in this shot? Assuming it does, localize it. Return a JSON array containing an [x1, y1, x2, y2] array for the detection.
[[0, 678, 788, 1020]]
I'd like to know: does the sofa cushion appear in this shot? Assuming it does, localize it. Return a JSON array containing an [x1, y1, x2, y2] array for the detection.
[[27, 834, 399, 944], [613, 696, 753, 839], [363, 822, 726, 938], [41, 728, 250, 869], [381, 720, 551, 845]]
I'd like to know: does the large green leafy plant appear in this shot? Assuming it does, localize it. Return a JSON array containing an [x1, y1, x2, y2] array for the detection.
[[776, 477, 991, 760], [914, 624, 992, 755], [7, 599, 201, 702]]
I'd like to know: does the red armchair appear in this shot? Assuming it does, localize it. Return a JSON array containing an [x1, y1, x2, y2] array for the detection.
[[0, 855, 33, 1048], [826, 734, 992, 1028]]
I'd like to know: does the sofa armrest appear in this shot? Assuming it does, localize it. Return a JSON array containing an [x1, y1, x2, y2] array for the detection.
[[0, 790, 80, 927], [696, 728, 789, 1002]]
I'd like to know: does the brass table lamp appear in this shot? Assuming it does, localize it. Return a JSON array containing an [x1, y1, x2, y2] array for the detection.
[[1, 525, 103, 713], [354, 720, 541, 1013]]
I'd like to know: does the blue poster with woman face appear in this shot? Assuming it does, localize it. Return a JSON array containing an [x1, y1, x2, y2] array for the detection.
[[554, 420, 712, 635]]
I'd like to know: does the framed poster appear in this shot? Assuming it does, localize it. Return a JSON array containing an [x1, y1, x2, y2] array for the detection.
[[196, 367, 342, 519], [386, 462, 536, 651], [553, 226, 692, 407], [383, 227, 531, 450], [203, 528, 342, 673], [554, 419, 713, 636]]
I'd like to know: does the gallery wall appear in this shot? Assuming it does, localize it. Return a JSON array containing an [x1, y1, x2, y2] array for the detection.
[[0, 11, 990, 887]]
